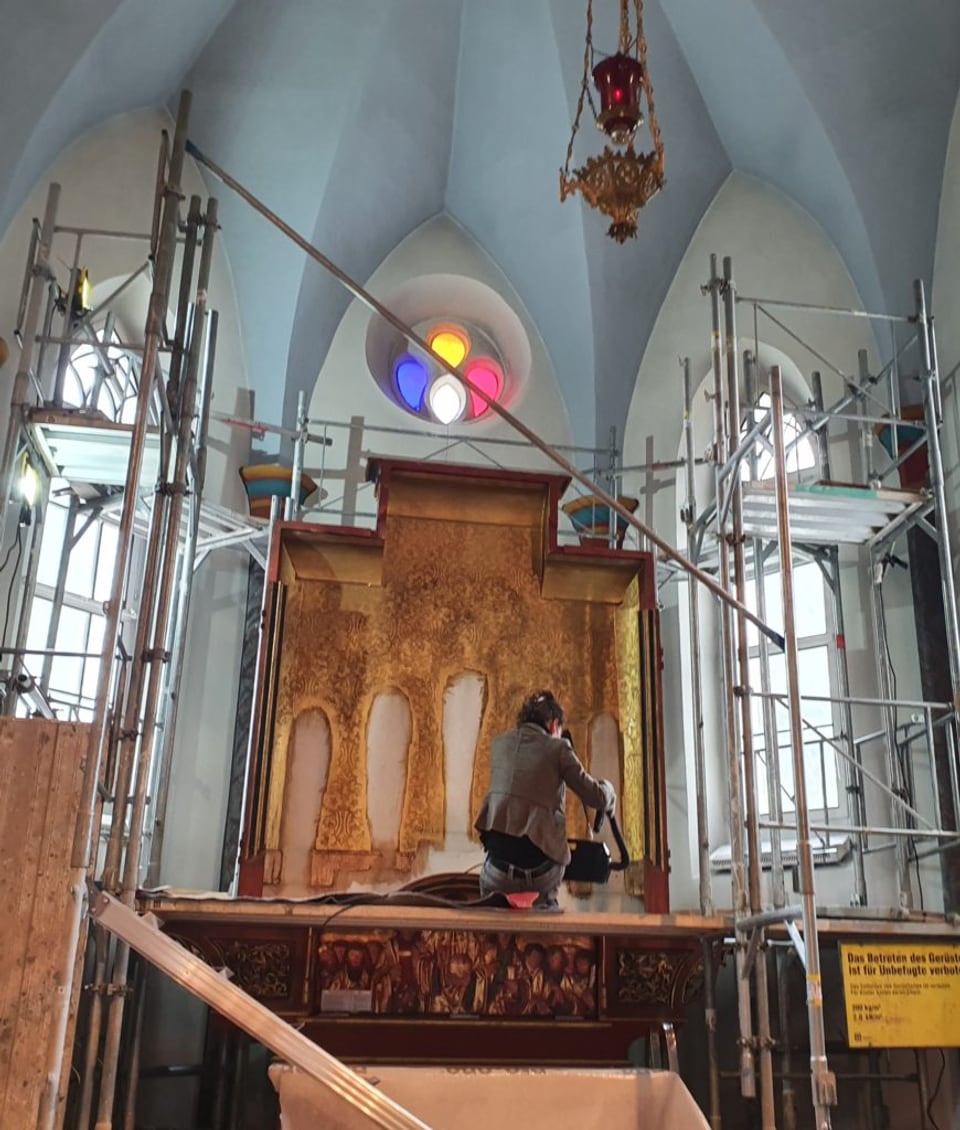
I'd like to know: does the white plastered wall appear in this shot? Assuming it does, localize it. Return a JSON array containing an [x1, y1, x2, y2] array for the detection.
[[623, 172, 927, 913], [0, 107, 252, 893]]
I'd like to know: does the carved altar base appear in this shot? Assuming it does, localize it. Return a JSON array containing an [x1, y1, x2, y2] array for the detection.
[[144, 895, 721, 1066]]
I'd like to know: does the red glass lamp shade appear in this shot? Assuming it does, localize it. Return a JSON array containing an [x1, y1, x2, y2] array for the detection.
[[592, 53, 645, 145]]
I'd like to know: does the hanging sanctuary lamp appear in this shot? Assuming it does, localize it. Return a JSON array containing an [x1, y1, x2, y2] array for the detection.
[[560, 0, 665, 243]]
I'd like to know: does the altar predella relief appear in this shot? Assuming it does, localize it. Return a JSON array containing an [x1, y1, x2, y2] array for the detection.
[[316, 930, 600, 1019]]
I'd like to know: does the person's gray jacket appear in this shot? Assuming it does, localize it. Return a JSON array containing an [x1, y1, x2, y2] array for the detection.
[[474, 722, 615, 865]]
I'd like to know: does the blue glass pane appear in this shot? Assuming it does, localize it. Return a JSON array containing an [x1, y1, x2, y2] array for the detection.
[[395, 356, 428, 411]]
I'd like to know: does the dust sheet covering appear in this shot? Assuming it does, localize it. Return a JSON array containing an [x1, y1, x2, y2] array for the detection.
[[269, 1063, 710, 1129]]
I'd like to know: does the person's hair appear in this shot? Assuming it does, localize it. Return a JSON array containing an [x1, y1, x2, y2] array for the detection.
[[517, 689, 564, 730]]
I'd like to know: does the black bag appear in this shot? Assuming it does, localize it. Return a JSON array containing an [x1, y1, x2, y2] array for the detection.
[[564, 812, 629, 884]]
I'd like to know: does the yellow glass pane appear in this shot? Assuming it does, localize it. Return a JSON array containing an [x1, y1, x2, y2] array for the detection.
[[429, 329, 468, 369]]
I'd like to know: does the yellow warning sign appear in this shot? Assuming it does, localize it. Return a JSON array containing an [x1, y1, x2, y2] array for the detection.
[[840, 943, 960, 1048]]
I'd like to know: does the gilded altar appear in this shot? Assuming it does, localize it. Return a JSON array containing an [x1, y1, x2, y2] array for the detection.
[[239, 459, 668, 911]]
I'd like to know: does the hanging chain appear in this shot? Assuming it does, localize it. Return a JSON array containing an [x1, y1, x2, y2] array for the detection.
[[562, 0, 594, 178], [636, 0, 665, 165], [563, 0, 665, 179], [619, 0, 631, 53]]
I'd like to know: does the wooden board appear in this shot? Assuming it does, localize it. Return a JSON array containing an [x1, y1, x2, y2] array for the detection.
[[0, 719, 90, 1129]]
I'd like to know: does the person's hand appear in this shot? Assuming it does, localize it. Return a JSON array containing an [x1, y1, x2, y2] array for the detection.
[[599, 779, 617, 815]]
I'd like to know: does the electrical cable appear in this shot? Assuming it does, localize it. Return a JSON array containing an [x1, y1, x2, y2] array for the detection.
[[925, 1047, 945, 1130], [1, 525, 24, 658], [311, 886, 511, 954], [0, 524, 22, 580]]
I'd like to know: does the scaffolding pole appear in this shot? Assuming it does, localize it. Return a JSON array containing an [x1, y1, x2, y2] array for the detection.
[[916, 282, 960, 710], [681, 357, 712, 916], [868, 542, 913, 908], [0, 184, 59, 559], [744, 352, 786, 912], [37, 91, 195, 1130], [707, 257, 756, 1102], [94, 194, 217, 1130], [810, 371, 867, 905], [770, 366, 836, 1128], [723, 259, 776, 1127]]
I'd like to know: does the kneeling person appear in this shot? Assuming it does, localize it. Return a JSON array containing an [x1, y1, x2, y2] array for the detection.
[[474, 689, 616, 910]]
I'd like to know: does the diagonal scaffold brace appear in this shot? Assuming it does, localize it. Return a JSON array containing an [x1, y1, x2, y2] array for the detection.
[[88, 885, 434, 1130], [184, 137, 785, 653]]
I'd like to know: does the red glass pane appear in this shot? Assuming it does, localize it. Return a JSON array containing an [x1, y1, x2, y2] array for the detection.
[[465, 360, 502, 418]]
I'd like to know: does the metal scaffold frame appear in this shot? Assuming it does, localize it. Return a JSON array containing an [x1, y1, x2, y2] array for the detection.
[[673, 255, 960, 1129], [0, 93, 259, 1129]]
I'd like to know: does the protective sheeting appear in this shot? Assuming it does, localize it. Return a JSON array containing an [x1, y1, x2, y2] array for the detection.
[[269, 1063, 710, 1130]]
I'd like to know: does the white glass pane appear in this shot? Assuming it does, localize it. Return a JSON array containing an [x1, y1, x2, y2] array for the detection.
[[70, 349, 98, 402], [24, 597, 53, 661], [792, 564, 827, 637], [95, 381, 121, 421], [784, 430, 816, 477], [777, 744, 796, 814], [51, 607, 88, 696], [801, 736, 839, 810], [750, 648, 839, 814], [62, 369, 86, 408], [755, 748, 771, 816], [762, 571, 785, 638], [797, 645, 832, 728], [65, 519, 98, 598], [36, 495, 68, 588], [745, 577, 758, 648], [81, 617, 105, 701], [49, 654, 82, 698], [119, 392, 138, 425], [739, 395, 816, 482], [748, 655, 764, 736], [94, 522, 118, 602]]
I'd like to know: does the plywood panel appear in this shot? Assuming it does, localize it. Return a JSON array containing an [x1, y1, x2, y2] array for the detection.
[[0, 720, 90, 1129]]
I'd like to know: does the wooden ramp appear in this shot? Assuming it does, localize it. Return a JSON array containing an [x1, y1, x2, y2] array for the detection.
[[0, 719, 89, 1128], [91, 889, 432, 1129]]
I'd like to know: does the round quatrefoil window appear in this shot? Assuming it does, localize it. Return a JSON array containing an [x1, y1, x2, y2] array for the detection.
[[365, 275, 532, 427], [392, 321, 504, 425]]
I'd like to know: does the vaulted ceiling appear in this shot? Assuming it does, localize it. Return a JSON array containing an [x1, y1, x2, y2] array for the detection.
[[3, 0, 960, 447]]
